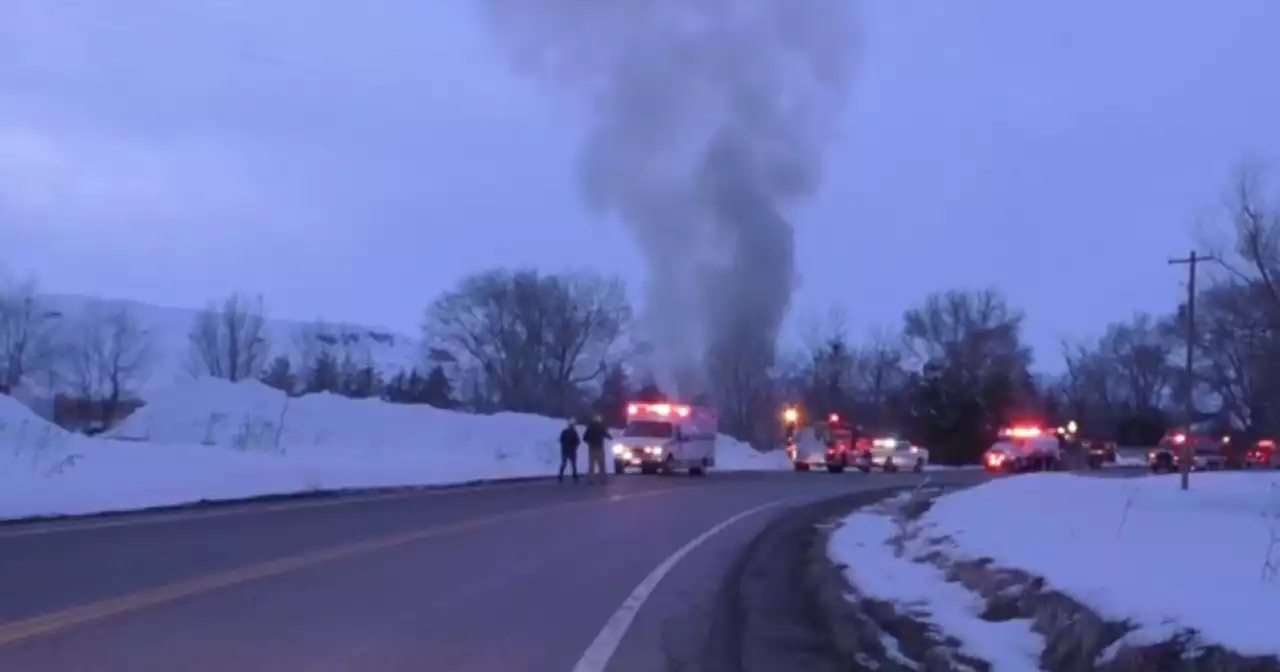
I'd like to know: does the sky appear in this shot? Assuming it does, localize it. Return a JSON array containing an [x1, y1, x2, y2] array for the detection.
[[2, 1, 1279, 369]]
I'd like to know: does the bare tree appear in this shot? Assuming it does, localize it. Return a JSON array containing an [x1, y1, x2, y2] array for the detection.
[[706, 328, 777, 445], [902, 288, 1030, 384], [424, 268, 631, 415], [1058, 312, 1175, 440], [0, 274, 60, 393], [796, 306, 854, 418], [1098, 313, 1175, 412], [63, 303, 154, 425], [1181, 161, 1280, 433], [188, 293, 270, 382], [1180, 281, 1279, 432], [1217, 160, 1280, 309], [543, 271, 632, 408], [1060, 339, 1116, 428], [896, 289, 1032, 462], [850, 327, 908, 407]]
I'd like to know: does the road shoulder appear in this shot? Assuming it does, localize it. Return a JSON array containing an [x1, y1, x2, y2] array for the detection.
[[697, 487, 908, 672]]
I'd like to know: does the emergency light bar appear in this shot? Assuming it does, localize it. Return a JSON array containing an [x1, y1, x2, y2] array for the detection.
[[1000, 426, 1043, 438], [628, 403, 690, 417]]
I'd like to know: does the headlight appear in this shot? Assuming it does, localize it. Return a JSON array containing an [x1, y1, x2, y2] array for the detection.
[[646, 446, 662, 455], [612, 444, 627, 455]]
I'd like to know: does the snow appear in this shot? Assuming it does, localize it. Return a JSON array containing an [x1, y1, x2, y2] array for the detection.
[[921, 473, 1280, 658], [35, 293, 422, 395], [829, 495, 1044, 670], [0, 379, 788, 520]]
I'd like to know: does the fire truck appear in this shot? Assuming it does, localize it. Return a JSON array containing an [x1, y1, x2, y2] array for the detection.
[[982, 424, 1063, 473], [611, 402, 718, 476], [1147, 429, 1231, 473], [781, 407, 857, 473], [1246, 438, 1278, 468]]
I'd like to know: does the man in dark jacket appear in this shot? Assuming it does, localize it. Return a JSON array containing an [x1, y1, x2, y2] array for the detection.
[[558, 419, 581, 482], [582, 415, 613, 484]]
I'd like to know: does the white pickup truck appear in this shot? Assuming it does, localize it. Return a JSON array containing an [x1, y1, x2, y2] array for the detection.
[[983, 426, 1062, 472]]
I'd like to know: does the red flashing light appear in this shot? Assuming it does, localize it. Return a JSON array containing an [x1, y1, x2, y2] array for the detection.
[[628, 402, 691, 418], [1259, 439, 1275, 449], [828, 413, 840, 423], [1172, 433, 1186, 444], [1001, 426, 1043, 438]]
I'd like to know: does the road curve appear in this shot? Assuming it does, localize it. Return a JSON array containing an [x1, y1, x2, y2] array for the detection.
[[0, 469, 988, 671]]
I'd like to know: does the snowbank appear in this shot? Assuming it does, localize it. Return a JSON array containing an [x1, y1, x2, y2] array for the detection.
[[0, 393, 85, 481], [920, 473, 1280, 658], [1, 379, 786, 520], [829, 494, 1045, 670]]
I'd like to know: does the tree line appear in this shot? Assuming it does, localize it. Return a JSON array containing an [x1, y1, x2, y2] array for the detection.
[[2, 164, 1277, 461]]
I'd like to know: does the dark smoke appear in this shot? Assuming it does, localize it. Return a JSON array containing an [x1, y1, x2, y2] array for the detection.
[[483, 0, 855, 395]]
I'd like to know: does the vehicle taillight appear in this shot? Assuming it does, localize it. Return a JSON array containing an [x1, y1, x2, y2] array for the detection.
[[985, 452, 1005, 467]]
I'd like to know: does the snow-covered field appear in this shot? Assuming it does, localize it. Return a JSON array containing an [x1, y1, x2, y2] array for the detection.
[[0, 379, 790, 520], [830, 473, 1280, 668]]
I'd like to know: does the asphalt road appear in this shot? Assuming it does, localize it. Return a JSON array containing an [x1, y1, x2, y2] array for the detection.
[[0, 468, 1000, 671]]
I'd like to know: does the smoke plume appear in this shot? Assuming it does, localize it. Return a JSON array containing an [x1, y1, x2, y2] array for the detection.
[[484, 0, 855, 396]]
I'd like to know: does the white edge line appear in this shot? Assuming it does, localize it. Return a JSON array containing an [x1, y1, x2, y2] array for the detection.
[[571, 499, 788, 672]]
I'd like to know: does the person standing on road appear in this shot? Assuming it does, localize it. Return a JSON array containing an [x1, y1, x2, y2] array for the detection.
[[558, 419, 581, 483], [582, 415, 613, 485]]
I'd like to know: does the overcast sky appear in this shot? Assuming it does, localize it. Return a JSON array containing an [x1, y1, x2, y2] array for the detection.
[[2, 1, 1278, 366]]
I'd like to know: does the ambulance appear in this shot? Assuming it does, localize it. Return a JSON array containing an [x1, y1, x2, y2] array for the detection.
[[611, 402, 717, 476]]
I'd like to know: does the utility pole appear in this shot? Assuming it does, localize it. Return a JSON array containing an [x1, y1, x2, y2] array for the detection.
[[1168, 250, 1214, 491]]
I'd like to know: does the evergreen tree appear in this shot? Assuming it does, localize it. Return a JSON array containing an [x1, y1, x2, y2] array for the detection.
[[304, 351, 341, 394], [260, 356, 296, 394], [422, 365, 455, 408]]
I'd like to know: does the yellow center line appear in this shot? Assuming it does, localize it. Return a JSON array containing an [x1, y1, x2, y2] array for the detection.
[[0, 487, 679, 648]]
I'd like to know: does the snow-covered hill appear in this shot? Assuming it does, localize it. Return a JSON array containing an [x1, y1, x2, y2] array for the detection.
[[36, 293, 423, 395]]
